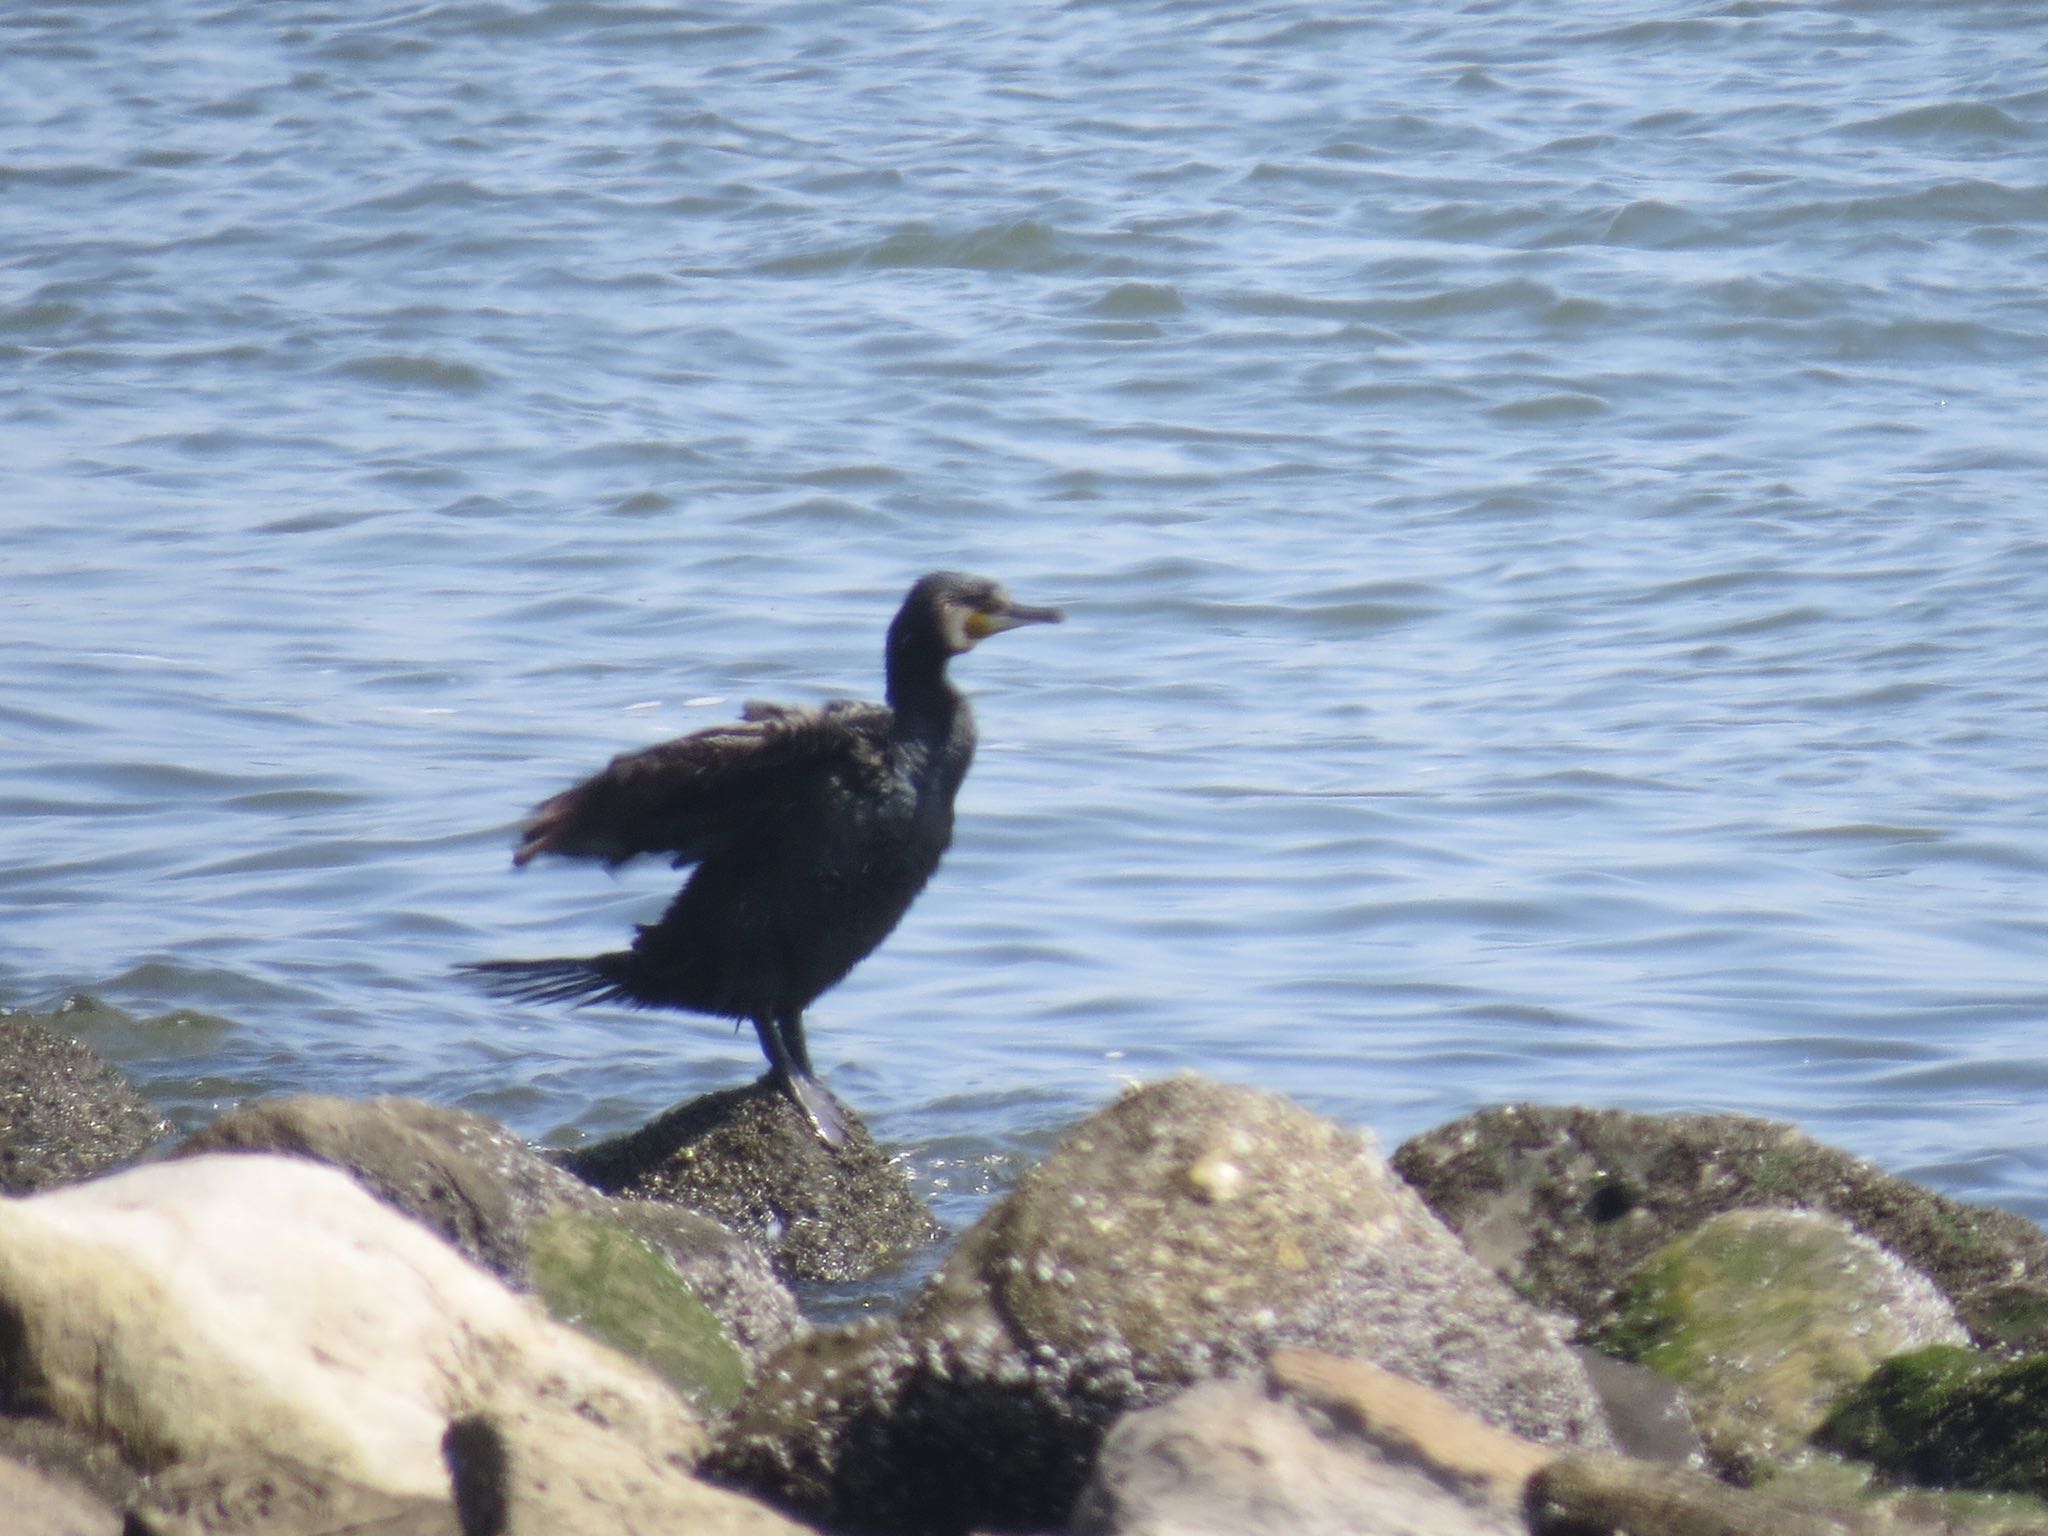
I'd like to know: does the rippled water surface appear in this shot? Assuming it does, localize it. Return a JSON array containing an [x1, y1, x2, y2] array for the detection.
[[8, 0, 2048, 1249]]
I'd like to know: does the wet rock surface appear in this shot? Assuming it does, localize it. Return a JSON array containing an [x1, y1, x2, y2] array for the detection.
[[560, 1075, 940, 1284], [1394, 1104, 2048, 1354], [0, 1008, 171, 1194], [711, 1077, 1612, 1534]]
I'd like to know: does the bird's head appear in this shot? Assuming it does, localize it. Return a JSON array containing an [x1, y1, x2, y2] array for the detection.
[[902, 571, 1064, 657]]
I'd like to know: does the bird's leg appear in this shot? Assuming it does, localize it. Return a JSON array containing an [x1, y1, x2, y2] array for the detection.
[[777, 1010, 816, 1078], [752, 1011, 847, 1147]]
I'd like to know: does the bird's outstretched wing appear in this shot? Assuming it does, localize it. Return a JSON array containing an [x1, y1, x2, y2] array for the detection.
[[512, 699, 894, 869]]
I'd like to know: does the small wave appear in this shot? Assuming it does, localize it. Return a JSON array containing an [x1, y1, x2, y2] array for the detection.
[[1568, 17, 1723, 48], [736, 496, 898, 532], [328, 353, 495, 393], [1823, 316, 2014, 362], [1379, 277, 1559, 321], [1419, 200, 1581, 244], [0, 299, 89, 337], [1769, 178, 2048, 232], [349, 177, 521, 215], [1599, 198, 1708, 249], [1762, 823, 1945, 847], [1249, 16, 1379, 46], [758, 218, 1108, 277], [1085, 282, 1184, 318], [565, 438, 711, 468], [791, 463, 908, 488], [1837, 101, 2033, 144], [0, 163, 129, 192], [1487, 391, 1608, 423]]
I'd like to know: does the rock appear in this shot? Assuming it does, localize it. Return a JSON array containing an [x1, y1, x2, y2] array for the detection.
[[1394, 1105, 2048, 1354], [1266, 1348, 1553, 1509], [1571, 1348, 1705, 1467], [446, 1410, 818, 1536], [528, 1209, 748, 1414], [712, 1077, 1612, 1535], [1817, 1346, 2048, 1501], [125, 1451, 459, 1536], [0, 1455, 124, 1536], [177, 1093, 801, 1399], [0, 1007, 171, 1194], [560, 1077, 938, 1284], [1760, 1454, 2048, 1536], [1589, 1208, 1967, 1475], [0, 1154, 708, 1513], [1105, 1364, 2048, 1536], [1071, 1376, 1526, 1536], [1529, 1454, 1873, 1536], [0, 1415, 142, 1517]]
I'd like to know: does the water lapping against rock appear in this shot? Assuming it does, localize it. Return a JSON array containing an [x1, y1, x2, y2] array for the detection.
[[5, 0, 2048, 1254]]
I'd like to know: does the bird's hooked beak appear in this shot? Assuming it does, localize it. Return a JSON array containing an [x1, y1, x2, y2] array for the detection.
[[964, 596, 1064, 642]]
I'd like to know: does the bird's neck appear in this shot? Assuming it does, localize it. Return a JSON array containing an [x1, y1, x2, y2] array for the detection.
[[885, 651, 962, 731]]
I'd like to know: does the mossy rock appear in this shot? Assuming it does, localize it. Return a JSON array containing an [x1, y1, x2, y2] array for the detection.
[[1590, 1209, 1965, 1471], [530, 1210, 748, 1415], [1395, 1105, 2048, 1356], [1817, 1346, 2048, 1500]]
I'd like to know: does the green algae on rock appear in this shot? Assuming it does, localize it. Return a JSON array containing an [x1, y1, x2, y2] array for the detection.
[[1395, 1105, 2048, 1355], [530, 1210, 748, 1416], [1818, 1346, 2048, 1501], [1589, 1208, 1967, 1474]]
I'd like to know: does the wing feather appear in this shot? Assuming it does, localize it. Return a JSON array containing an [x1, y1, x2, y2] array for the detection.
[[512, 700, 894, 869]]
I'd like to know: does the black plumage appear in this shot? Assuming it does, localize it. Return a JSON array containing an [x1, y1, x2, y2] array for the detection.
[[462, 571, 1062, 1144]]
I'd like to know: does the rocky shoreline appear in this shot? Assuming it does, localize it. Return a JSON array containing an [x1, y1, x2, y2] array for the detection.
[[5, 1001, 2048, 1535]]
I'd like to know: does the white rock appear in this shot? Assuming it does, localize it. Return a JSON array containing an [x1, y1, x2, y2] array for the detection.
[[0, 1153, 705, 1498]]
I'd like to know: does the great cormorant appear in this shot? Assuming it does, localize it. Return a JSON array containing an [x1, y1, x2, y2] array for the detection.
[[462, 571, 1063, 1144]]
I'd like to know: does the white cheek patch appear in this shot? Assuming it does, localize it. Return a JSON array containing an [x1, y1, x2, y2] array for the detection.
[[940, 603, 979, 652]]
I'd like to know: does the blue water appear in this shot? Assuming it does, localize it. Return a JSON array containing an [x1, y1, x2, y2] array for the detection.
[[7, 0, 2048, 1250]]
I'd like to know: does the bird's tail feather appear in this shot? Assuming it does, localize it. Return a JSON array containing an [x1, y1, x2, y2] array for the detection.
[[458, 956, 634, 1008]]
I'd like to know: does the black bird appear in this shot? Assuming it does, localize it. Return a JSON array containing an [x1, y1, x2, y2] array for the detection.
[[462, 571, 1063, 1144]]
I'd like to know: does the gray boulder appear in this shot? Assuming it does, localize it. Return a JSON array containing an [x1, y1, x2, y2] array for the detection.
[[713, 1077, 1612, 1534]]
